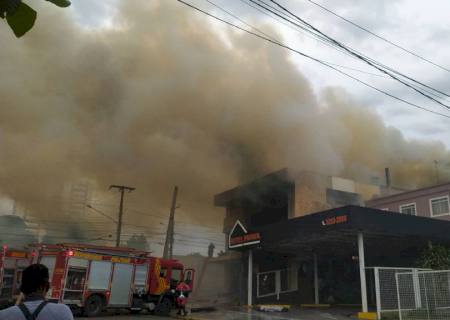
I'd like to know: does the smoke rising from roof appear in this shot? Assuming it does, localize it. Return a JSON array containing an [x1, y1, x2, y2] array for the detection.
[[0, 1, 448, 233]]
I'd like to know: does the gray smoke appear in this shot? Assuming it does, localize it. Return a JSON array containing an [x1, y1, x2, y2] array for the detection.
[[0, 0, 448, 237]]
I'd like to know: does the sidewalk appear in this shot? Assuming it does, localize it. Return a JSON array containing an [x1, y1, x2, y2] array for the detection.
[[178, 306, 359, 320]]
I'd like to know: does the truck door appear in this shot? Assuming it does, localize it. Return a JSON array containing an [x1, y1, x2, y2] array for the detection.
[[109, 263, 134, 306], [0, 260, 14, 301], [63, 258, 88, 304], [184, 269, 195, 291]]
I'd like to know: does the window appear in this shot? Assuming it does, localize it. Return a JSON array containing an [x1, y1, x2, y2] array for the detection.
[[430, 196, 450, 217], [171, 269, 182, 283], [399, 203, 416, 215]]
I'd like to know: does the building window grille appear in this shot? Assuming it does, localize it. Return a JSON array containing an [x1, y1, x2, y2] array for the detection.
[[430, 196, 450, 216], [399, 203, 416, 215]]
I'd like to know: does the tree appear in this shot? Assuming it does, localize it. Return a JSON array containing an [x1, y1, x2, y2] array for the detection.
[[126, 234, 149, 251], [419, 245, 450, 270], [0, 0, 70, 38]]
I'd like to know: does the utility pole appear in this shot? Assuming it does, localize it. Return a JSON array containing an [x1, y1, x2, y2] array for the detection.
[[163, 186, 178, 259], [434, 160, 440, 184], [109, 185, 135, 247]]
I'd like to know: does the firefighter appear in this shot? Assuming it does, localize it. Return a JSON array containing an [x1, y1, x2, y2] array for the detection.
[[175, 281, 191, 316]]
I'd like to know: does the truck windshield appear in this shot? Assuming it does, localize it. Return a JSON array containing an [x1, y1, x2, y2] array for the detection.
[[172, 269, 182, 283]]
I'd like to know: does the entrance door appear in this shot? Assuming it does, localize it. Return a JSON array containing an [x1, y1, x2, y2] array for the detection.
[[109, 263, 133, 306]]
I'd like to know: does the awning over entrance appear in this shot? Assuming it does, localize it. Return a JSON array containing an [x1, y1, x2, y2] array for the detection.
[[256, 205, 450, 256]]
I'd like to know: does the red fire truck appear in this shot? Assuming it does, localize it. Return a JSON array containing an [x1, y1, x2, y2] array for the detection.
[[31, 243, 195, 317], [0, 246, 32, 308]]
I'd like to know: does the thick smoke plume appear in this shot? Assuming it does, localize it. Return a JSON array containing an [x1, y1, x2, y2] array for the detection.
[[0, 1, 449, 238]]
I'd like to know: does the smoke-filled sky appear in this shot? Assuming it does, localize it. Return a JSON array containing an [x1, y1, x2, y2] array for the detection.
[[0, 1, 449, 253]]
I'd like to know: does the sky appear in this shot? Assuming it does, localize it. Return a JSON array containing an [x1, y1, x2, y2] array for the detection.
[[71, 0, 450, 146]]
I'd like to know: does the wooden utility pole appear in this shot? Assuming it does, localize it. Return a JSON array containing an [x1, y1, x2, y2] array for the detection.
[[163, 186, 178, 259], [109, 185, 135, 247]]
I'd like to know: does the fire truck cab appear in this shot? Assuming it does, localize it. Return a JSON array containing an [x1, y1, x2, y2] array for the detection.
[[0, 246, 31, 308], [32, 243, 194, 317]]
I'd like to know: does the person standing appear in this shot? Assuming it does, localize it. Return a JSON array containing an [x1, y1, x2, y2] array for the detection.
[[0, 264, 74, 320], [175, 281, 191, 316]]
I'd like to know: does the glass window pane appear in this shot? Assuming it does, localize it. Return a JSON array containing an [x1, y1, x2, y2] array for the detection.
[[134, 264, 148, 286], [400, 204, 416, 215], [431, 197, 449, 216]]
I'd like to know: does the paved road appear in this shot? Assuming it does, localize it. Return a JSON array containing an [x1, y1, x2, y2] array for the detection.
[[79, 308, 358, 320], [80, 314, 168, 320]]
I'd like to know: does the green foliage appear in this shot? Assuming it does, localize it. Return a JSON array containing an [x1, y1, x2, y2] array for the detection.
[[6, 2, 36, 37], [45, 0, 70, 8], [1, 0, 70, 38], [419, 245, 450, 270], [126, 234, 150, 251]]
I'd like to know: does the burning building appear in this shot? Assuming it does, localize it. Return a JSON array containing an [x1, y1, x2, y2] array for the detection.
[[215, 168, 450, 317]]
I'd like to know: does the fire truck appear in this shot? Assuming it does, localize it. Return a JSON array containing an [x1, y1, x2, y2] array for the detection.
[[0, 246, 32, 308], [30, 243, 195, 317]]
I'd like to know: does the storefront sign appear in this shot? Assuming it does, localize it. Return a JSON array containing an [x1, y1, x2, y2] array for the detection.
[[321, 214, 348, 226], [229, 220, 261, 249]]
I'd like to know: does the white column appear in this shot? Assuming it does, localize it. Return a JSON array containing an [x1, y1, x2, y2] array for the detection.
[[314, 253, 319, 305], [358, 232, 368, 313], [248, 249, 253, 306]]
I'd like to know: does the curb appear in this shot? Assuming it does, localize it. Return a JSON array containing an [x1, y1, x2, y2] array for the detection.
[[358, 312, 377, 320], [300, 304, 331, 308], [254, 304, 291, 312]]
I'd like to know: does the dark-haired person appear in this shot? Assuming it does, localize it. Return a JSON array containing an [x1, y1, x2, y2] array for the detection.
[[0, 264, 73, 320]]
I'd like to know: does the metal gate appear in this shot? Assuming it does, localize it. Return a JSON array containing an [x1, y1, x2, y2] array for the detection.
[[397, 270, 450, 320], [256, 268, 297, 300], [368, 267, 429, 319]]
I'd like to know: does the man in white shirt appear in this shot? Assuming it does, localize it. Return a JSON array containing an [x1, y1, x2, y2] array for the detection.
[[0, 264, 74, 320]]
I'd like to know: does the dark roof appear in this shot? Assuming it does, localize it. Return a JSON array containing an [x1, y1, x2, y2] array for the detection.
[[214, 168, 289, 206], [255, 205, 450, 255]]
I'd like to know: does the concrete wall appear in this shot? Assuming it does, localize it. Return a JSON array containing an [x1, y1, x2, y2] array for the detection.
[[175, 253, 243, 308], [367, 183, 450, 220]]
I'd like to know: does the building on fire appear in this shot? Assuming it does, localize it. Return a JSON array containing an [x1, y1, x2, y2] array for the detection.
[[215, 168, 450, 318]]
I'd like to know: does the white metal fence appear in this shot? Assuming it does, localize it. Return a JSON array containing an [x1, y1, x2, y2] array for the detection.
[[397, 270, 450, 320], [368, 267, 430, 319], [256, 268, 298, 300]]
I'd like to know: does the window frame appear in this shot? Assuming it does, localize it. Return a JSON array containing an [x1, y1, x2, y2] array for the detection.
[[399, 202, 417, 216], [429, 195, 450, 217]]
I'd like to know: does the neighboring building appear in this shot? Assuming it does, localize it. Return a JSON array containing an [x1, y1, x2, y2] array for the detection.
[[367, 182, 450, 220]]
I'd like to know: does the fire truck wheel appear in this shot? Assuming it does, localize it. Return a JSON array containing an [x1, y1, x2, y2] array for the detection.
[[155, 297, 172, 316], [84, 294, 103, 317]]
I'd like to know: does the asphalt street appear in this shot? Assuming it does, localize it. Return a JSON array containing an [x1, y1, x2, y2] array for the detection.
[[79, 308, 358, 320]]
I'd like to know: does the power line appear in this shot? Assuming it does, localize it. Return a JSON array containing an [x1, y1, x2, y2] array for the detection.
[[175, 0, 450, 119], [301, 0, 450, 73], [238, 0, 450, 100], [207, 0, 389, 79], [262, 0, 450, 110], [242, 0, 450, 104]]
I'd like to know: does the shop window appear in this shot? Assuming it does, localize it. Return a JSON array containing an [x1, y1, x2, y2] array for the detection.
[[430, 196, 450, 216], [399, 203, 416, 215]]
